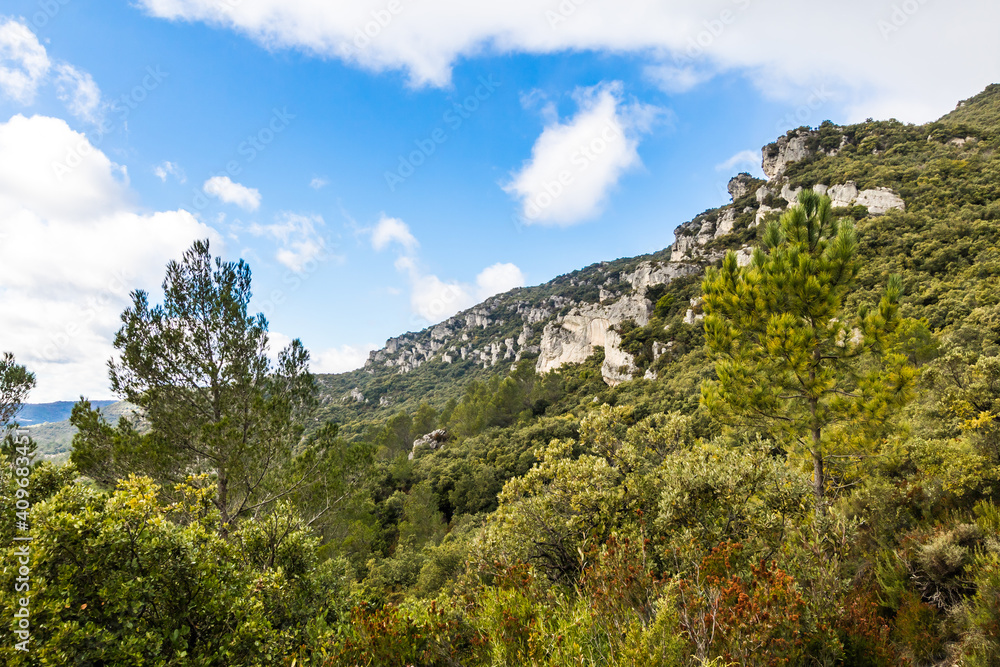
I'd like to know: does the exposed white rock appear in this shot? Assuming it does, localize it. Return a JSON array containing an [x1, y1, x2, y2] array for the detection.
[[780, 183, 802, 205], [728, 173, 755, 201], [409, 429, 450, 460], [517, 324, 532, 346], [755, 204, 780, 226], [625, 261, 700, 295], [714, 208, 737, 238], [465, 310, 491, 328], [762, 129, 814, 180], [347, 387, 366, 403], [683, 297, 704, 325], [947, 136, 975, 147], [827, 182, 859, 208], [671, 233, 698, 260], [855, 187, 906, 215], [734, 247, 754, 267], [535, 294, 650, 386]]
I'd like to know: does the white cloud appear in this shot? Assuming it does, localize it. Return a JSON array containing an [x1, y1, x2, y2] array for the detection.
[[0, 18, 50, 104], [504, 81, 663, 226], [309, 176, 328, 189], [0, 114, 129, 221], [715, 149, 759, 173], [371, 215, 418, 252], [475, 262, 525, 299], [249, 211, 327, 273], [408, 272, 475, 323], [203, 175, 261, 211], [313, 343, 379, 374], [137, 0, 998, 122], [643, 64, 712, 94], [369, 213, 524, 323], [153, 160, 186, 183], [53, 63, 103, 124], [404, 263, 525, 323], [0, 19, 105, 124], [0, 114, 219, 402], [269, 330, 375, 374]]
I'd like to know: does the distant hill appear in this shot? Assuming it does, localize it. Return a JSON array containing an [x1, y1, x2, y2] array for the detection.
[[17, 400, 117, 425], [22, 401, 137, 462]]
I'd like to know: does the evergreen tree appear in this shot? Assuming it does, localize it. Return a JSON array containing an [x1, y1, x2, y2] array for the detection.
[[701, 190, 917, 512], [0, 352, 35, 429], [72, 240, 319, 532]]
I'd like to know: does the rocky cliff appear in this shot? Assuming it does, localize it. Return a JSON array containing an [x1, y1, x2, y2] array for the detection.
[[339, 120, 909, 400]]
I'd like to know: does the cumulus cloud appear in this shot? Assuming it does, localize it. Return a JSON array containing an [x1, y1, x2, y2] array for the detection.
[[137, 0, 996, 122], [268, 330, 376, 375], [309, 176, 328, 189], [0, 114, 219, 402], [370, 214, 524, 323], [249, 211, 328, 273], [371, 215, 418, 252], [475, 262, 525, 299], [504, 81, 663, 226], [203, 175, 261, 211], [154, 160, 186, 183], [715, 149, 760, 172], [313, 343, 379, 373], [0, 18, 50, 104]]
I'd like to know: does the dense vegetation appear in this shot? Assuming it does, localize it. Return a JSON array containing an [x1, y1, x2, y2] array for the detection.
[[3, 85, 1000, 665]]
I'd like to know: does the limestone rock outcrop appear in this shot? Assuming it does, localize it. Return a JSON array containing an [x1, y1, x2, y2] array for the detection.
[[728, 173, 755, 200], [408, 429, 450, 460], [535, 294, 649, 387], [762, 129, 815, 180]]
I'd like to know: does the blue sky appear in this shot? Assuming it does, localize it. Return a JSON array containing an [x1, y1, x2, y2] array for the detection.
[[0, 0, 996, 401]]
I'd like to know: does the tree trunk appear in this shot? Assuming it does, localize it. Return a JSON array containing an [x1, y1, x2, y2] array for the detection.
[[810, 346, 825, 516], [812, 439, 824, 517], [217, 471, 230, 537]]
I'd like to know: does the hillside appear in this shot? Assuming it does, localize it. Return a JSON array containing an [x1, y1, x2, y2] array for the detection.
[[22, 400, 137, 461], [6, 85, 1000, 665], [317, 83, 1000, 440]]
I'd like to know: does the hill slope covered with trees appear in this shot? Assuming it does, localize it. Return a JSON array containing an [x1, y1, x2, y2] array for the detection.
[[2, 85, 1000, 665]]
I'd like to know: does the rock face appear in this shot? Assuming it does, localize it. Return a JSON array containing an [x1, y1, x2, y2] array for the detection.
[[535, 295, 647, 386], [762, 129, 815, 180], [728, 173, 755, 200], [759, 180, 904, 216], [534, 260, 700, 386], [625, 261, 699, 296], [409, 429, 450, 460], [855, 187, 906, 214]]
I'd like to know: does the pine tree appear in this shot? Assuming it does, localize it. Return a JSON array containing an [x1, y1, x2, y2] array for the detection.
[[701, 190, 917, 512], [72, 240, 319, 532], [0, 352, 35, 429]]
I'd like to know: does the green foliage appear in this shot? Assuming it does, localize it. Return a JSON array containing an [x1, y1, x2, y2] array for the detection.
[[0, 476, 345, 665], [0, 352, 35, 428], [656, 440, 811, 564]]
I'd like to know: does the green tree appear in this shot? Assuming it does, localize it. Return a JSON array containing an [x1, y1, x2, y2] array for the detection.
[[71, 240, 319, 532], [0, 352, 35, 429], [701, 190, 917, 512]]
